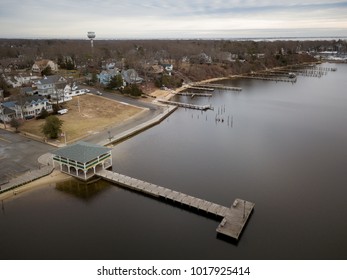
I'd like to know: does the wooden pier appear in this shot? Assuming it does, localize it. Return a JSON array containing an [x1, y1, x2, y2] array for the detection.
[[158, 99, 213, 111], [198, 83, 242, 91], [96, 169, 255, 240], [176, 92, 212, 98], [187, 86, 215, 91], [240, 75, 297, 83]]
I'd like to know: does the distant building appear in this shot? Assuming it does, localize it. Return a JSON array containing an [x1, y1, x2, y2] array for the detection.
[[97, 69, 119, 86], [3, 74, 40, 88], [121, 69, 143, 85], [161, 63, 173, 75], [32, 59, 58, 73]]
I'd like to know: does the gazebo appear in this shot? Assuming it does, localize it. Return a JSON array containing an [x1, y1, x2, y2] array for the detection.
[[52, 141, 112, 181]]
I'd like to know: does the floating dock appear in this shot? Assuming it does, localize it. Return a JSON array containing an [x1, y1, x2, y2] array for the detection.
[[158, 99, 213, 111], [96, 169, 254, 240]]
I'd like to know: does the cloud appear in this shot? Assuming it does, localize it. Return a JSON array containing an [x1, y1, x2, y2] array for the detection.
[[0, 0, 346, 38]]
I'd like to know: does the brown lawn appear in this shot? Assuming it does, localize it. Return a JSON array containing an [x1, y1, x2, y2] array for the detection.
[[20, 94, 144, 143]]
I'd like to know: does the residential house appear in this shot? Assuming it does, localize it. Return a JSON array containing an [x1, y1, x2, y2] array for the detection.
[[14, 96, 53, 119], [97, 69, 119, 86], [0, 102, 17, 123], [21, 87, 36, 96], [63, 84, 88, 97], [4, 74, 40, 88], [32, 59, 58, 73], [35, 75, 67, 96], [149, 64, 164, 75], [161, 63, 173, 75], [121, 69, 143, 85], [190, 52, 213, 64]]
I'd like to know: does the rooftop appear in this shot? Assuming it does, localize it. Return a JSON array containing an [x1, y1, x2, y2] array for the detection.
[[53, 141, 112, 163]]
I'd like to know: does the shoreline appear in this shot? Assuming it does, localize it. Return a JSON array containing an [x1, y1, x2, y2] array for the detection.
[[0, 170, 71, 201], [1, 61, 324, 199]]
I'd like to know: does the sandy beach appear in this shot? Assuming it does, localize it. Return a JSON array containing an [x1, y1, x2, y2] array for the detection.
[[0, 170, 71, 201]]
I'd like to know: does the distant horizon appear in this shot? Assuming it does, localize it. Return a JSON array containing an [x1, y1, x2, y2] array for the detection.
[[1, 32, 347, 41], [1, 1, 346, 41]]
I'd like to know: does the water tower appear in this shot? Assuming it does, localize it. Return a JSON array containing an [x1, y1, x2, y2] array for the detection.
[[87, 31, 96, 50]]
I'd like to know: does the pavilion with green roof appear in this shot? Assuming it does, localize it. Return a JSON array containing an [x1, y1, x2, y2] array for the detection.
[[52, 141, 112, 181]]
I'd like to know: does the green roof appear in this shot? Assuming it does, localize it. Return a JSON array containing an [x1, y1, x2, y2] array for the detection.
[[53, 141, 111, 163]]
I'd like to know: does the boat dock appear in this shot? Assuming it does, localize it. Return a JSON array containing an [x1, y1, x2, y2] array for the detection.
[[198, 83, 242, 91], [240, 75, 297, 83], [96, 169, 255, 240], [176, 92, 212, 98], [187, 86, 215, 91], [158, 99, 213, 111]]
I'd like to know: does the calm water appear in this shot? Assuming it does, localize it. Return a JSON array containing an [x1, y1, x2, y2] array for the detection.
[[2, 63, 347, 260]]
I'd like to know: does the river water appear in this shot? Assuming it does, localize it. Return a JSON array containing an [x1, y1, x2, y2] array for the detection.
[[2, 63, 347, 260]]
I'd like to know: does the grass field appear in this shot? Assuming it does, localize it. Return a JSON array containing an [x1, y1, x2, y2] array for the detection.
[[20, 94, 144, 143]]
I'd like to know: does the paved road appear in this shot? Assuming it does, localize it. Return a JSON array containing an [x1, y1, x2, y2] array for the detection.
[[0, 129, 54, 185]]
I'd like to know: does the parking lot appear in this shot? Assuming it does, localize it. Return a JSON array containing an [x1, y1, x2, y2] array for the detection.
[[0, 129, 54, 185]]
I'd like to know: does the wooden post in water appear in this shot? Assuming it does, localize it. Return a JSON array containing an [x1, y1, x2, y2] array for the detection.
[[243, 200, 246, 220]]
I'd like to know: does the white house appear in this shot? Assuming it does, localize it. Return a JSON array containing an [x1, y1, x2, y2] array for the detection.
[[35, 75, 67, 96], [4, 74, 40, 88], [32, 59, 58, 73], [1, 96, 53, 121], [15, 96, 53, 119]]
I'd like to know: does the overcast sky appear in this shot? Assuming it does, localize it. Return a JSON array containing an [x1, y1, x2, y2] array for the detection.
[[1, 0, 346, 39]]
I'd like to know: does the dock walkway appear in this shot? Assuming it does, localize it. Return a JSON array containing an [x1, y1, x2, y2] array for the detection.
[[96, 169, 254, 240], [198, 83, 242, 91], [176, 92, 212, 98], [158, 99, 213, 111]]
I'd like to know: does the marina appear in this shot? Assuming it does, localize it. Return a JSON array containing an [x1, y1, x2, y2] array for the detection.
[[96, 169, 255, 240]]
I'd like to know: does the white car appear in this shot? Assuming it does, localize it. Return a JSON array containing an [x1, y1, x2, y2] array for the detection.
[[96, 91, 102, 95], [58, 109, 68, 115]]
